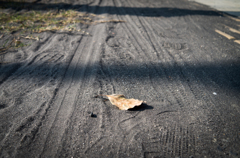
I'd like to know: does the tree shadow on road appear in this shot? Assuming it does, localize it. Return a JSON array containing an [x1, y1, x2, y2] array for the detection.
[[0, 0, 224, 17], [0, 61, 239, 92]]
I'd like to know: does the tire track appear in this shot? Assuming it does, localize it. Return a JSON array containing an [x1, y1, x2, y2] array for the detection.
[[57, 1, 118, 157], [176, 37, 238, 121], [142, 125, 198, 158], [39, 33, 96, 157], [123, 0, 194, 111], [113, 0, 238, 157], [135, 0, 240, 127], [0, 19, 87, 158], [38, 1, 110, 157], [112, 1, 199, 157]]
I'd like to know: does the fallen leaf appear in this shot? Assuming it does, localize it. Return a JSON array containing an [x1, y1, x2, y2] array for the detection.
[[105, 94, 145, 110]]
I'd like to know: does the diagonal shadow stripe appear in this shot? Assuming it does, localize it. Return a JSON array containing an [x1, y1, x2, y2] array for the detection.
[[0, 1, 224, 17], [0, 61, 239, 92]]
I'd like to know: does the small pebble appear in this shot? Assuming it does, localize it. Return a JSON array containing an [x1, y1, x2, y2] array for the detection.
[[213, 92, 217, 95], [212, 138, 217, 143], [89, 112, 97, 118]]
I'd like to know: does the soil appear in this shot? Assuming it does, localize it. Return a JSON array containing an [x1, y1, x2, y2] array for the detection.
[[0, 0, 240, 157]]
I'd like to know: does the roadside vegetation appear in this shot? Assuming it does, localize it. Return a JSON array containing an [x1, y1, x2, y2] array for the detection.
[[0, 10, 94, 34], [0, 8, 96, 52], [0, 0, 124, 53]]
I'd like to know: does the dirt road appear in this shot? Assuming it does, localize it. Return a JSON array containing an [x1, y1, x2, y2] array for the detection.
[[0, 0, 240, 157]]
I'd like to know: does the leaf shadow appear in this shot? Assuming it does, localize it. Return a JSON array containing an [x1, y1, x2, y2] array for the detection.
[[128, 103, 153, 111]]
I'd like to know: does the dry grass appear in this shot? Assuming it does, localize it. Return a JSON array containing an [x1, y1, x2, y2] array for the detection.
[[0, 10, 95, 33], [0, 9, 94, 52], [0, 1, 125, 52]]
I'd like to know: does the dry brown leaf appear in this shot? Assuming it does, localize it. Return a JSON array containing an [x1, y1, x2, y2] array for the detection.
[[105, 94, 145, 110]]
